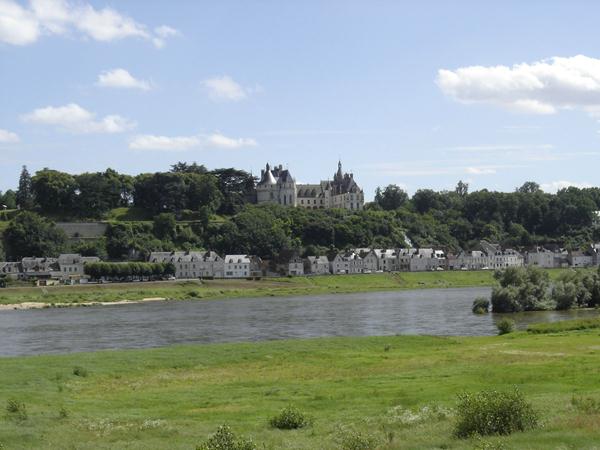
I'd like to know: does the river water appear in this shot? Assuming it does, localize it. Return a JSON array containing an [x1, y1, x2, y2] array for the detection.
[[1, 287, 598, 356]]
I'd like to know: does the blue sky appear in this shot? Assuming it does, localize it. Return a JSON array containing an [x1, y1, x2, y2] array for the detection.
[[2, 0, 600, 199]]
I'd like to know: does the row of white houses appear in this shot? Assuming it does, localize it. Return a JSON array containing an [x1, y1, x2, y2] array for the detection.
[[0, 254, 100, 284], [3, 242, 600, 283]]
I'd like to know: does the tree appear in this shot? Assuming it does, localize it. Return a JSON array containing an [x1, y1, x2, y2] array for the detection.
[[170, 161, 208, 174], [455, 180, 469, 197], [0, 189, 17, 209], [374, 184, 408, 210], [3, 211, 66, 260], [31, 169, 77, 214], [16, 165, 34, 209], [153, 213, 176, 240], [211, 168, 256, 215], [518, 181, 541, 194], [75, 169, 132, 217]]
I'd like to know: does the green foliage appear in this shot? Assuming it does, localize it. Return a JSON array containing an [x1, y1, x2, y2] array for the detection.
[[374, 184, 408, 210], [338, 429, 380, 450], [454, 388, 537, 438], [491, 267, 551, 312], [3, 211, 67, 259], [571, 396, 600, 414], [269, 405, 310, 429], [153, 213, 177, 240], [196, 425, 256, 450], [496, 318, 515, 335], [72, 366, 88, 377], [527, 317, 600, 334], [16, 165, 34, 210], [472, 297, 490, 314], [6, 399, 27, 421], [84, 261, 174, 281], [31, 169, 78, 214]]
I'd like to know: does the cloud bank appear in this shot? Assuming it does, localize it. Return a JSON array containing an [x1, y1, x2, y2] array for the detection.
[[0, 0, 178, 47], [22, 103, 135, 134], [129, 133, 258, 151], [437, 55, 600, 116]]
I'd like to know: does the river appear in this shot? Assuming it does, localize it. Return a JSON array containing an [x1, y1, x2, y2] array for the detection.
[[0, 287, 598, 356]]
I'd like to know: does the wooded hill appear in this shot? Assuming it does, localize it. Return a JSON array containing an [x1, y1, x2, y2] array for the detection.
[[1, 163, 600, 261]]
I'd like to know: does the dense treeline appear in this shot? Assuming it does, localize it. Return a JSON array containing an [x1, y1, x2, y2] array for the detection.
[[2, 163, 600, 262], [1, 163, 255, 219], [490, 266, 600, 312], [84, 262, 175, 281]]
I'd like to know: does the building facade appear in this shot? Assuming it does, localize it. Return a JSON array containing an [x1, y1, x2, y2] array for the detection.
[[256, 161, 364, 211]]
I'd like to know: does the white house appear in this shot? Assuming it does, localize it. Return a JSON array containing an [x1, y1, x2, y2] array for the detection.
[[57, 254, 100, 280], [305, 256, 330, 275], [287, 255, 304, 276], [525, 247, 556, 268], [331, 251, 363, 274], [224, 255, 262, 278], [568, 251, 593, 268]]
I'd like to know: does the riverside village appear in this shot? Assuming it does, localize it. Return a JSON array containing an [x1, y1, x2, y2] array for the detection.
[[2, 162, 600, 285]]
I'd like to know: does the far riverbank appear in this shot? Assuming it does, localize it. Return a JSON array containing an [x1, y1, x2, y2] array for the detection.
[[0, 268, 577, 309]]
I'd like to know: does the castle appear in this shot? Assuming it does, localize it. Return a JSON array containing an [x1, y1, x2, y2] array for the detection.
[[256, 161, 364, 210]]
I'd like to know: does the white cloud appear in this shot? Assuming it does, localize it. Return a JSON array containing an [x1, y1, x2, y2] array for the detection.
[[540, 180, 593, 193], [97, 68, 152, 91], [0, 0, 39, 45], [129, 132, 258, 151], [0, 0, 178, 47], [0, 128, 19, 143], [465, 167, 496, 175], [205, 133, 257, 149], [444, 144, 554, 152], [22, 103, 135, 134], [202, 76, 249, 101], [437, 55, 600, 116], [129, 134, 201, 151]]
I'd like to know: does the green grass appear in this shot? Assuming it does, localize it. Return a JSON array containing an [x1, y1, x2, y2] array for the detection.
[[0, 269, 582, 307], [1, 330, 600, 449], [528, 317, 600, 334]]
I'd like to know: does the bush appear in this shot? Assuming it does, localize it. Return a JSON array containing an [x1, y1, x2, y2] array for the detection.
[[571, 396, 600, 414], [73, 366, 88, 377], [472, 297, 490, 314], [6, 399, 27, 421], [339, 430, 379, 450], [269, 405, 310, 429], [454, 388, 537, 438], [496, 318, 515, 335], [196, 425, 256, 450]]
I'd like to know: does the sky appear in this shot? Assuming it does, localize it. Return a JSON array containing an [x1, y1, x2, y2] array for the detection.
[[2, 0, 600, 200]]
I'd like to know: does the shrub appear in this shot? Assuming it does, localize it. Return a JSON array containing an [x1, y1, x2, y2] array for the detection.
[[496, 318, 515, 335], [472, 297, 490, 314], [6, 399, 27, 421], [196, 425, 256, 450], [454, 388, 537, 438], [339, 429, 379, 450], [73, 366, 88, 377], [269, 405, 310, 429], [58, 406, 69, 419], [571, 396, 600, 414]]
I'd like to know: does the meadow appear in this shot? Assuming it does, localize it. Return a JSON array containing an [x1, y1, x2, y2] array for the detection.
[[0, 326, 599, 449]]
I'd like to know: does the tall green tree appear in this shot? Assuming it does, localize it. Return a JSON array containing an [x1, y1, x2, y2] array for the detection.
[[31, 169, 77, 214], [16, 165, 34, 209], [3, 211, 66, 260]]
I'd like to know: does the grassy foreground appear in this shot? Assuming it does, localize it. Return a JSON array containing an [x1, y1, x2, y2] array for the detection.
[[0, 269, 572, 306], [1, 329, 600, 449]]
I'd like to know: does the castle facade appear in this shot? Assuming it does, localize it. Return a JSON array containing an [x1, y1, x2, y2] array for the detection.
[[256, 161, 364, 211]]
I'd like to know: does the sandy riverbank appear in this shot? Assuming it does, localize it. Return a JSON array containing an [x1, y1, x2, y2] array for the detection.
[[0, 297, 168, 311]]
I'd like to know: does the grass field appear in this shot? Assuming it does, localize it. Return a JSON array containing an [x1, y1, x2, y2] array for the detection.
[[0, 268, 576, 307], [0, 327, 599, 449]]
